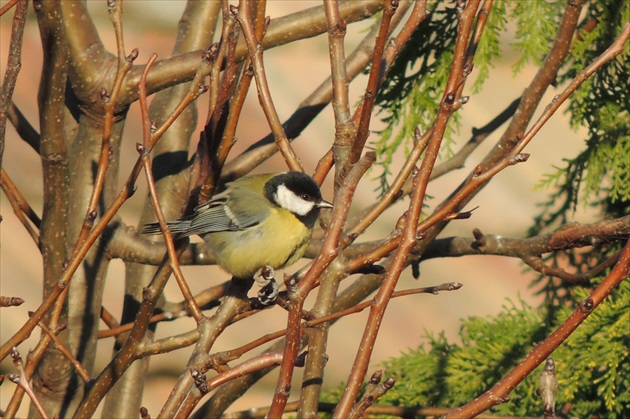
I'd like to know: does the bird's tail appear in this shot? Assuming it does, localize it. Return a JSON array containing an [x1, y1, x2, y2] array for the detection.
[[141, 220, 193, 239]]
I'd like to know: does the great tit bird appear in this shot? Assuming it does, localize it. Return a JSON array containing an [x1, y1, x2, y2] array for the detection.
[[142, 171, 333, 279]]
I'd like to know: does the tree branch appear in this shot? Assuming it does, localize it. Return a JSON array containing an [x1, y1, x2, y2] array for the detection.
[[420, 216, 630, 282], [235, 0, 302, 172], [0, 0, 28, 173], [445, 239, 630, 418], [120, 0, 385, 107]]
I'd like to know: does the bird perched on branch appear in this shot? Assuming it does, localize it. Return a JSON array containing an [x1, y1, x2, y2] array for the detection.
[[142, 171, 333, 281]]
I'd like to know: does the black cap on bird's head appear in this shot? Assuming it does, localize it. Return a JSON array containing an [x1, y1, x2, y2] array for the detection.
[[264, 172, 333, 227]]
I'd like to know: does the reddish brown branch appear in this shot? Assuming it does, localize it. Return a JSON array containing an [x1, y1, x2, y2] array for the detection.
[[99, 310, 180, 340], [349, 2, 624, 272], [224, 402, 540, 419], [343, 95, 519, 250], [479, 0, 587, 163], [346, 0, 398, 169], [446, 239, 630, 418], [0, 0, 19, 16], [119, 1, 385, 106], [334, 2, 484, 415], [509, 21, 630, 157], [193, 13, 244, 206], [343, 127, 431, 248], [225, 1, 413, 181], [73, 48, 136, 259], [157, 280, 252, 418], [324, 0, 353, 131], [211, 8, 242, 172], [55, 49, 210, 417], [203, 281, 462, 369], [138, 54, 204, 322], [348, 372, 396, 419]]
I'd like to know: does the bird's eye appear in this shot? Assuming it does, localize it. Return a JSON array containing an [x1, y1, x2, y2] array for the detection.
[[301, 194, 310, 201]]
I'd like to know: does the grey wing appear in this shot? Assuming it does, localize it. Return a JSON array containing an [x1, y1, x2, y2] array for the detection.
[[186, 188, 269, 236]]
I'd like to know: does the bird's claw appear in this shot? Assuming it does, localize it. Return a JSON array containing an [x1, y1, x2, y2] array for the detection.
[[255, 265, 279, 305]]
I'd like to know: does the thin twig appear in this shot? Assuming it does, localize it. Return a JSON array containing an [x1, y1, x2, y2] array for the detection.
[[325, 0, 353, 130], [343, 128, 431, 248], [118, 0, 385, 107], [72, 0, 137, 253], [223, 401, 540, 419], [73, 49, 136, 259], [345, 9, 622, 275], [157, 280, 252, 418], [8, 347, 50, 419], [510, 21, 630, 157], [138, 54, 204, 322], [0, 0, 28, 173], [0, 0, 19, 16], [37, 321, 91, 383], [0, 169, 41, 244], [178, 352, 283, 418], [234, 0, 302, 171], [205, 281, 461, 368], [346, 0, 398, 170]]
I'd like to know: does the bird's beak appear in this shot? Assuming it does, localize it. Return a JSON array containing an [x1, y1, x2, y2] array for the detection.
[[317, 199, 334, 209]]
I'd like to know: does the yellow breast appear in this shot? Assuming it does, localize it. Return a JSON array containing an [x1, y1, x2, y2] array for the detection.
[[205, 208, 312, 279]]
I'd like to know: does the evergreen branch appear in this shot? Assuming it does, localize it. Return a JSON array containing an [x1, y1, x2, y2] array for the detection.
[[446, 239, 630, 418]]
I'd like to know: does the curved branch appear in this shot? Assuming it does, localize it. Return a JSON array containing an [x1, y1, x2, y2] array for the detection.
[[60, 0, 116, 107]]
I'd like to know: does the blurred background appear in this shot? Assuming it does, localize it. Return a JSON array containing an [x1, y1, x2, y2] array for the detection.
[[1, 1, 595, 415]]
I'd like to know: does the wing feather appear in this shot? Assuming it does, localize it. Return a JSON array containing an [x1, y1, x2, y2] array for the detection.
[[142, 174, 275, 239], [185, 184, 270, 236]]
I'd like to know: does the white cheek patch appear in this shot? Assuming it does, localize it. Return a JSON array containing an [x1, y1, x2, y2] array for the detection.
[[274, 184, 316, 216]]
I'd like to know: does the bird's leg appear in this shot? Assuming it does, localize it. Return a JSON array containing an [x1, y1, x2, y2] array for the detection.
[[254, 265, 279, 305]]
